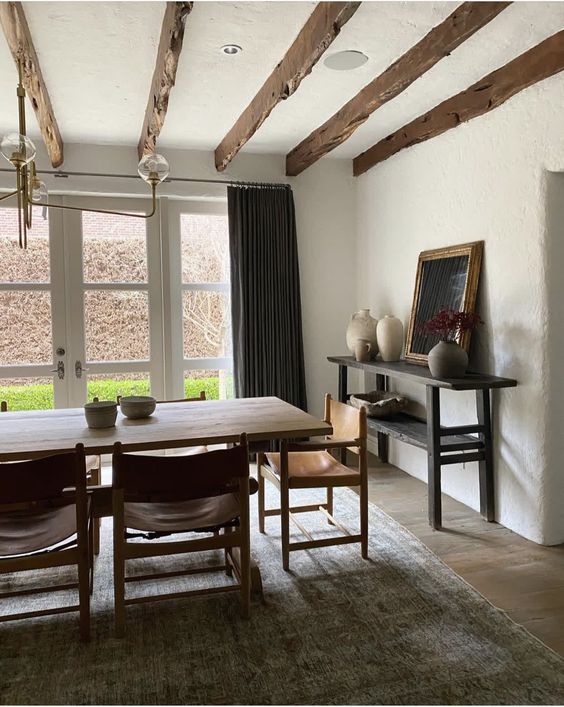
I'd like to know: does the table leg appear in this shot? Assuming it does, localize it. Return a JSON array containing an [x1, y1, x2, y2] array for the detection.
[[228, 547, 264, 598], [476, 389, 495, 521], [338, 365, 348, 463], [338, 364, 348, 403], [426, 386, 442, 529], [376, 374, 389, 463]]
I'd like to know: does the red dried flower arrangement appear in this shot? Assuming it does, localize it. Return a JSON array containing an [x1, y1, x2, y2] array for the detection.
[[420, 308, 483, 343]]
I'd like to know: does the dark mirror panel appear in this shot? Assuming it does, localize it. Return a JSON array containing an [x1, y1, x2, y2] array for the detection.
[[410, 255, 469, 355]]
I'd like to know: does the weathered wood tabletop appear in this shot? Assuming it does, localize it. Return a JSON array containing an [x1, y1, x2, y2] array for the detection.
[[0, 396, 332, 461]]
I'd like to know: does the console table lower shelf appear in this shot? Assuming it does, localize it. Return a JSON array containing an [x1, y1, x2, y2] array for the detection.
[[328, 355, 517, 530]]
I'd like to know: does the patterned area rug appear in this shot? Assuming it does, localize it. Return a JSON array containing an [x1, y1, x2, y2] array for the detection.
[[1, 485, 563, 705]]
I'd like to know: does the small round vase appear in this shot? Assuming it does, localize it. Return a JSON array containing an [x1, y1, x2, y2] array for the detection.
[[376, 315, 403, 362], [346, 308, 378, 357], [428, 341, 468, 379]]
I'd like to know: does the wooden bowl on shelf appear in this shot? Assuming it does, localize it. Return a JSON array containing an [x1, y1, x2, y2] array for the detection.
[[349, 391, 408, 419]]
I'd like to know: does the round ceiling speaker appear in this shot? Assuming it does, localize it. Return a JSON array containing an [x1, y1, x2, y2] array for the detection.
[[323, 50, 369, 71], [221, 44, 242, 55]]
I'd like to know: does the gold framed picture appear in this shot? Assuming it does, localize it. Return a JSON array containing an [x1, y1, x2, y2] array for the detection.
[[405, 241, 484, 364]]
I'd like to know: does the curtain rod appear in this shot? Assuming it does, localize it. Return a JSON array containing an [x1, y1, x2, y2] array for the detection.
[[0, 168, 290, 189]]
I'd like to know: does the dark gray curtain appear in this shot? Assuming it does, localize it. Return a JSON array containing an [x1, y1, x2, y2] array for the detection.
[[228, 185, 307, 411]]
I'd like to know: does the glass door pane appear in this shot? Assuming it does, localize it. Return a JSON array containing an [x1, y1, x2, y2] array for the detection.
[[0, 203, 67, 410], [178, 207, 233, 400], [63, 196, 164, 407]]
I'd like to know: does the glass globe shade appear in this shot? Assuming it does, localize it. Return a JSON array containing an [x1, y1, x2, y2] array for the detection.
[[138, 153, 169, 183], [0, 133, 36, 165], [31, 180, 48, 203]]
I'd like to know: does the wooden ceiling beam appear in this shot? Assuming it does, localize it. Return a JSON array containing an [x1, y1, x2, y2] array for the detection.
[[286, 1, 510, 177], [214, 2, 361, 172], [0, 2, 64, 167], [352, 28, 564, 176], [137, 1, 193, 160]]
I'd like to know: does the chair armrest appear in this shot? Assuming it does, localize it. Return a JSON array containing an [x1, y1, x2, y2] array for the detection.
[[288, 438, 360, 452]]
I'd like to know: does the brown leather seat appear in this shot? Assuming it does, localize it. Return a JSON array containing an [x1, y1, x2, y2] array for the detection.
[[1, 403, 101, 557], [0, 503, 77, 556], [258, 394, 368, 571], [125, 493, 241, 533], [265, 451, 361, 488], [112, 436, 252, 637], [0, 445, 92, 640]]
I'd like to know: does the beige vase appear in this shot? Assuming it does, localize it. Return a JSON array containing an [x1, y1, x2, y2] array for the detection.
[[346, 309, 378, 357], [376, 315, 404, 362]]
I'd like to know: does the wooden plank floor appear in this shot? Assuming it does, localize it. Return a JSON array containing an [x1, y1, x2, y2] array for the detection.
[[365, 455, 564, 656]]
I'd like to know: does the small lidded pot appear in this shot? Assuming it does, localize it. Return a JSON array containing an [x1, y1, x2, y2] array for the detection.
[[84, 400, 118, 429]]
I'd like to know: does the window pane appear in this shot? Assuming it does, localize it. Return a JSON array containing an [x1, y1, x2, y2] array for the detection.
[[0, 377, 54, 410], [87, 373, 150, 402], [182, 290, 231, 358], [84, 290, 149, 362], [181, 214, 229, 284], [0, 291, 52, 364], [82, 211, 147, 283], [184, 369, 233, 401], [0, 207, 50, 283]]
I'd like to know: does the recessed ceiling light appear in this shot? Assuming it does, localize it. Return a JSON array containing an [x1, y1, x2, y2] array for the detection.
[[324, 50, 368, 71], [221, 44, 242, 55]]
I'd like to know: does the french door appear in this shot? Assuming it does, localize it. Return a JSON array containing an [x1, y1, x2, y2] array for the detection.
[[163, 200, 232, 401], [0, 194, 231, 411], [62, 195, 164, 407], [0, 200, 67, 409], [0, 195, 164, 409]]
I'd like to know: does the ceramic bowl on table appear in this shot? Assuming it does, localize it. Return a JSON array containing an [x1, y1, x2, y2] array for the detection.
[[119, 395, 157, 419], [84, 400, 118, 429]]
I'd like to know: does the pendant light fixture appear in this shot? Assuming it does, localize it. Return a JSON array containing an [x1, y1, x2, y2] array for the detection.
[[0, 62, 169, 249]]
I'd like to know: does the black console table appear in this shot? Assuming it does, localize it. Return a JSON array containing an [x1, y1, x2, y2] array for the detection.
[[328, 356, 517, 529]]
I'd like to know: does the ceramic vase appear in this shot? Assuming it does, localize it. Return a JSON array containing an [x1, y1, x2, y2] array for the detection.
[[346, 309, 378, 357], [376, 315, 403, 362], [428, 340, 468, 378]]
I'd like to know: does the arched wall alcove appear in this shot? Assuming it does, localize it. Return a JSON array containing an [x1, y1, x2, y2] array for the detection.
[[543, 170, 564, 544]]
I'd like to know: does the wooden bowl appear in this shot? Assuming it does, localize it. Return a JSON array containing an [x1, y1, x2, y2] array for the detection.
[[349, 391, 408, 419]]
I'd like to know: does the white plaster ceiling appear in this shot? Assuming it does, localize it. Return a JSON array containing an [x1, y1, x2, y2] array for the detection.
[[0, 1, 563, 164]]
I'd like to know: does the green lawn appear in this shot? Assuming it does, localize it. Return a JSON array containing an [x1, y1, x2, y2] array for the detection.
[[0, 377, 225, 411]]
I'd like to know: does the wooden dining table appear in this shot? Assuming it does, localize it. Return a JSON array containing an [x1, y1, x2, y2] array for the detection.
[[0, 396, 331, 461], [0, 396, 332, 594]]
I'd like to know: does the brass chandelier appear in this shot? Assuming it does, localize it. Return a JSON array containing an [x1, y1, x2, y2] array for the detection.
[[0, 62, 170, 249]]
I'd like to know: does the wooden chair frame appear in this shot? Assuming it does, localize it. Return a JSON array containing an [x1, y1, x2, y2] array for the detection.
[[112, 434, 251, 637], [1, 401, 102, 557], [158, 391, 207, 403], [257, 394, 368, 570], [0, 444, 93, 641]]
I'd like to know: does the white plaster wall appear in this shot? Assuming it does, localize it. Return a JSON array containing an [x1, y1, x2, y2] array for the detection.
[[0, 144, 357, 421], [293, 160, 357, 417], [355, 74, 564, 545]]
